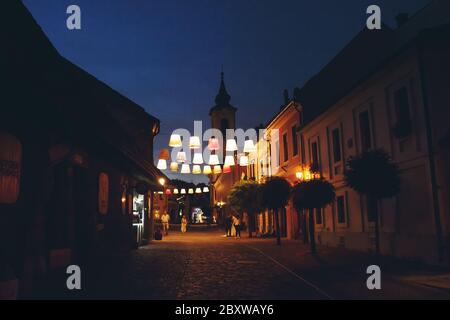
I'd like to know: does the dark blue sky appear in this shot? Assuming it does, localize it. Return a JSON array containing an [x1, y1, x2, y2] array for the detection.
[[23, 0, 428, 183]]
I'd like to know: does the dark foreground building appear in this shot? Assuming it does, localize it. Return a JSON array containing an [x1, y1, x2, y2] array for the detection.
[[0, 1, 164, 298]]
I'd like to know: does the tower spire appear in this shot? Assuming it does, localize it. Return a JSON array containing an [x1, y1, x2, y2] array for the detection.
[[215, 70, 231, 106]]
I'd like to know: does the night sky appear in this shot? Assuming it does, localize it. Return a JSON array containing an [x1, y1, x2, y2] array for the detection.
[[23, 0, 429, 183]]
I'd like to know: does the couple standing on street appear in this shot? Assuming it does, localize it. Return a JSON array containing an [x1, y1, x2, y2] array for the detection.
[[225, 214, 241, 238], [161, 212, 189, 234]]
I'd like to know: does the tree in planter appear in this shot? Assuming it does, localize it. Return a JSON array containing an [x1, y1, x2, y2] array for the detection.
[[262, 177, 291, 245], [345, 149, 400, 256], [228, 180, 263, 238], [292, 179, 335, 254]]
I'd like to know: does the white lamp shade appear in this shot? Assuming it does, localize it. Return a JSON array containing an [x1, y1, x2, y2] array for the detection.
[[243, 140, 256, 153], [208, 154, 220, 165], [195, 188, 202, 194], [176, 151, 187, 163], [239, 155, 249, 166], [192, 153, 204, 164], [180, 188, 186, 194], [173, 188, 179, 194], [203, 165, 212, 175], [188, 188, 194, 194], [189, 136, 201, 149], [224, 155, 235, 166], [203, 187, 209, 192], [157, 159, 167, 170], [192, 165, 201, 174], [180, 164, 190, 174], [169, 162, 179, 172], [226, 139, 238, 152], [169, 134, 182, 147], [213, 165, 222, 174]]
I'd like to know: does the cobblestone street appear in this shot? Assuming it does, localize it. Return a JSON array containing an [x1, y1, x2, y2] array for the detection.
[[86, 229, 450, 300]]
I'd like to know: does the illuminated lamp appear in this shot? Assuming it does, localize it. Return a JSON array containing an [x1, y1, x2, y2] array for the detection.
[[208, 137, 220, 151], [239, 155, 249, 166], [180, 164, 190, 174], [224, 155, 235, 166], [159, 148, 170, 160], [203, 187, 209, 192], [213, 165, 222, 174], [180, 188, 186, 194], [192, 153, 204, 164], [243, 140, 256, 153], [157, 159, 167, 170], [223, 165, 232, 173], [192, 165, 201, 174], [176, 151, 187, 163], [208, 154, 220, 166], [195, 188, 202, 194], [188, 188, 194, 194], [225, 139, 238, 152], [189, 136, 201, 149], [170, 162, 179, 172], [203, 165, 212, 175], [168, 134, 182, 147], [173, 188, 179, 194]]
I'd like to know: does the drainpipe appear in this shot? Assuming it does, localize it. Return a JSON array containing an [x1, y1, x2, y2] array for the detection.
[[417, 42, 444, 263]]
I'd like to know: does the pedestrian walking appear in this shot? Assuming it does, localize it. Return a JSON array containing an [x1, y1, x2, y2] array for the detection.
[[225, 214, 233, 237], [233, 215, 241, 238], [181, 215, 188, 233], [161, 212, 170, 235]]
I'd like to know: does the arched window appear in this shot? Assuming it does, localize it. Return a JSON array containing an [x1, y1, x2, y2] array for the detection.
[[0, 132, 22, 204], [98, 172, 109, 214]]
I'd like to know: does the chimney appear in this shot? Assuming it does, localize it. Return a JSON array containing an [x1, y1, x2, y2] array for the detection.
[[395, 13, 409, 28]]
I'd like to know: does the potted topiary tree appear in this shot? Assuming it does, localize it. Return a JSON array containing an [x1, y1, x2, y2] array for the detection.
[[292, 179, 335, 254], [262, 177, 291, 245], [228, 180, 263, 238], [345, 149, 400, 256]]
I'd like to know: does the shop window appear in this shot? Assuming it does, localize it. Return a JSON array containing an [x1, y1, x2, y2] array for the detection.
[[332, 128, 342, 163], [98, 172, 109, 214], [0, 132, 22, 204], [310, 138, 321, 173]]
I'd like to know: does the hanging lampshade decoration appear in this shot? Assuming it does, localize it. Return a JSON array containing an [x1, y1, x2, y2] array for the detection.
[[165, 189, 172, 195], [176, 151, 187, 163], [226, 139, 238, 152], [223, 165, 232, 173], [173, 188, 179, 194], [188, 188, 194, 194], [213, 165, 222, 174], [208, 154, 220, 166], [203, 186, 209, 193], [192, 153, 204, 165], [195, 187, 202, 194], [208, 137, 220, 151], [192, 165, 201, 174], [168, 134, 182, 147], [224, 155, 235, 166], [159, 148, 170, 160], [243, 140, 256, 153], [170, 162, 179, 172], [180, 188, 186, 194], [239, 155, 249, 166], [180, 164, 191, 174], [157, 159, 167, 170], [189, 136, 201, 149], [203, 165, 212, 175]]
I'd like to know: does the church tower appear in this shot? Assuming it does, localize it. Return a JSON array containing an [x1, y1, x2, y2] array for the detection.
[[209, 72, 237, 139]]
